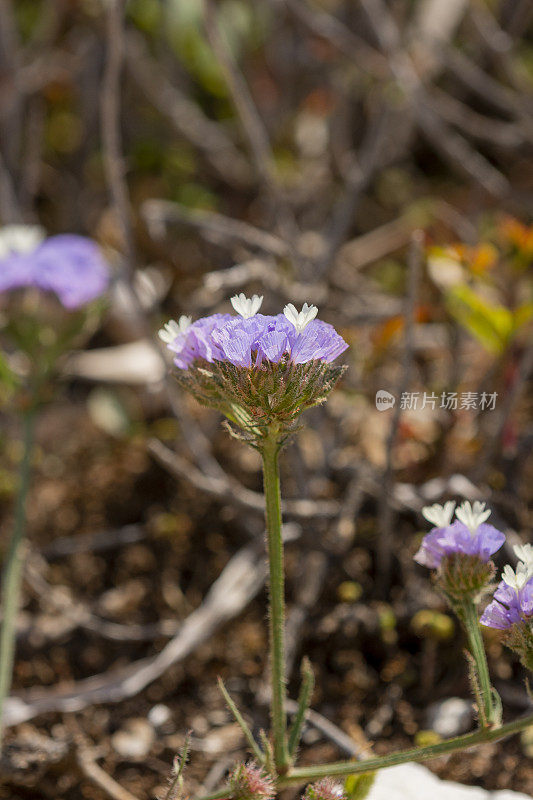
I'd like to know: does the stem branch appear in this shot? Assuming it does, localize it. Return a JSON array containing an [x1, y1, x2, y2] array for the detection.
[[194, 712, 533, 800], [461, 598, 494, 725]]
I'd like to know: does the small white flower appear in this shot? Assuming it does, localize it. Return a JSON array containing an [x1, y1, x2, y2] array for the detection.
[[502, 563, 531, 593], [158, 316, 191, 343], [283, 302, 318, 332], [0, 224, 45, 259], [514, 543, 533, 569], [422, 501, 456, 529], [455, 500, 491, 535], [230, 293, 263, 318]]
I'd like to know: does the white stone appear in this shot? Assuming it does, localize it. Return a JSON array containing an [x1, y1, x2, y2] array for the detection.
[[427, 697, 472, 738], [367, 763, 531, 800]]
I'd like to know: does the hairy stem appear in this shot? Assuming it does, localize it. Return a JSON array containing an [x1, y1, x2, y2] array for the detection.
[[284, 712, 533, 784], [194, 712, 533, 800], [261, 429, 289, 773], [460, 597, 494, 725], [288, 657, 315, 759], [0, 409, 35, 747]]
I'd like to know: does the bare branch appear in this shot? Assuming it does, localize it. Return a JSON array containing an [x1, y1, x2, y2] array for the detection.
[[148, 438, 339, 519], [125, 30, 251, 188], [101, 0, 135, 271]]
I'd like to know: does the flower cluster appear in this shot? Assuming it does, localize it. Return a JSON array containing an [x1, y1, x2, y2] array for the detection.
[[415, 501, 505, 601], [0, 225, 110, 309], [159, 295, 347, 371], [159, 295, 348, 440], [481, 545, 533, 631], [480, 544, 533, 670], [415, 501, 505, 569]]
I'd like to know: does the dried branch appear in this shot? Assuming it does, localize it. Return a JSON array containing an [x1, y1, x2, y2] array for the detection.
[[148, 438, 339, 519], [201, 0, 300, 252], [101, 0, 135, 271], [125, 30, 251, 188], [202, 0, 275, 186], [3, 542, 266, 727], [142, 199, 289, 257], [71, 721, 142, 800]]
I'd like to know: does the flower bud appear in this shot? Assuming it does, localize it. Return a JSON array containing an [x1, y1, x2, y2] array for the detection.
[[228, 762, 275, 800], [303, 778, 346, 800]]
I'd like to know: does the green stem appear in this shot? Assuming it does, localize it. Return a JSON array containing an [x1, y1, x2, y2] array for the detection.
[[283, 712, 533, 785], [194, 712, 533, 800], [218, 677, 265, 763], [261, 429, 289, 774], [288, 657, 314, 759], [461, 598, 494, 725], [0, 409, 35, 748]]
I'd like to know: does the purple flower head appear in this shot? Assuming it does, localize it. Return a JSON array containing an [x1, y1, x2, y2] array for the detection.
[[159, 297, 348, 371], [481, 544, 533, 630], [161, 313, 233, 369], [0, 230, 110, 309], [160, 296, 348, 437], [414, 501, 505, 569]]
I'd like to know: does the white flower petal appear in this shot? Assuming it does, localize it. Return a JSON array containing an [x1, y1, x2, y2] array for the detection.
[[178, 315, 192, 333], [514, 543, 533, 568], [0, 224, 45, 260], [158, 319, 181, 343], [231, 293, 263, 318], [455, 500, 491, 535], [283, 301, 318, 332], [421, 501, 455, 529]]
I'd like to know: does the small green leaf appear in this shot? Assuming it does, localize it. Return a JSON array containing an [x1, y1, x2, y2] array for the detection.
[[345, 772, 376, 800], [446, 285, 514, 354]]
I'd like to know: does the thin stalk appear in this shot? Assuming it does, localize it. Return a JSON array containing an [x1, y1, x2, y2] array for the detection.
[[283, 712, 533, 784], [288, 657, 314, 759], [218, 677, 265, 763], [0, 409, 35, 747], [194, 712, 533, 800], [261, 429, 289, 773], [461, 598, 494, 725]]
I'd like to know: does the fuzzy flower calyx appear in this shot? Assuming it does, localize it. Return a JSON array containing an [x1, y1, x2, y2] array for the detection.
[[231, 293, 263, 318], [229, 762, 275, 800]]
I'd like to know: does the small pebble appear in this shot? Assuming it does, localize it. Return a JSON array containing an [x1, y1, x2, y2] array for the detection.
[[111, 718, 155, 760], [148, 704, 172, 729], [427, 697, 472, 738]]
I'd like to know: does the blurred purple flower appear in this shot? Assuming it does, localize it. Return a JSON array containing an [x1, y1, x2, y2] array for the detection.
[[160, 299, 348, 371], [480, 578, 533, 630], [0, 233, 110, 309], [481, 545, 533, 630], [414, 501, 505, 569]]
